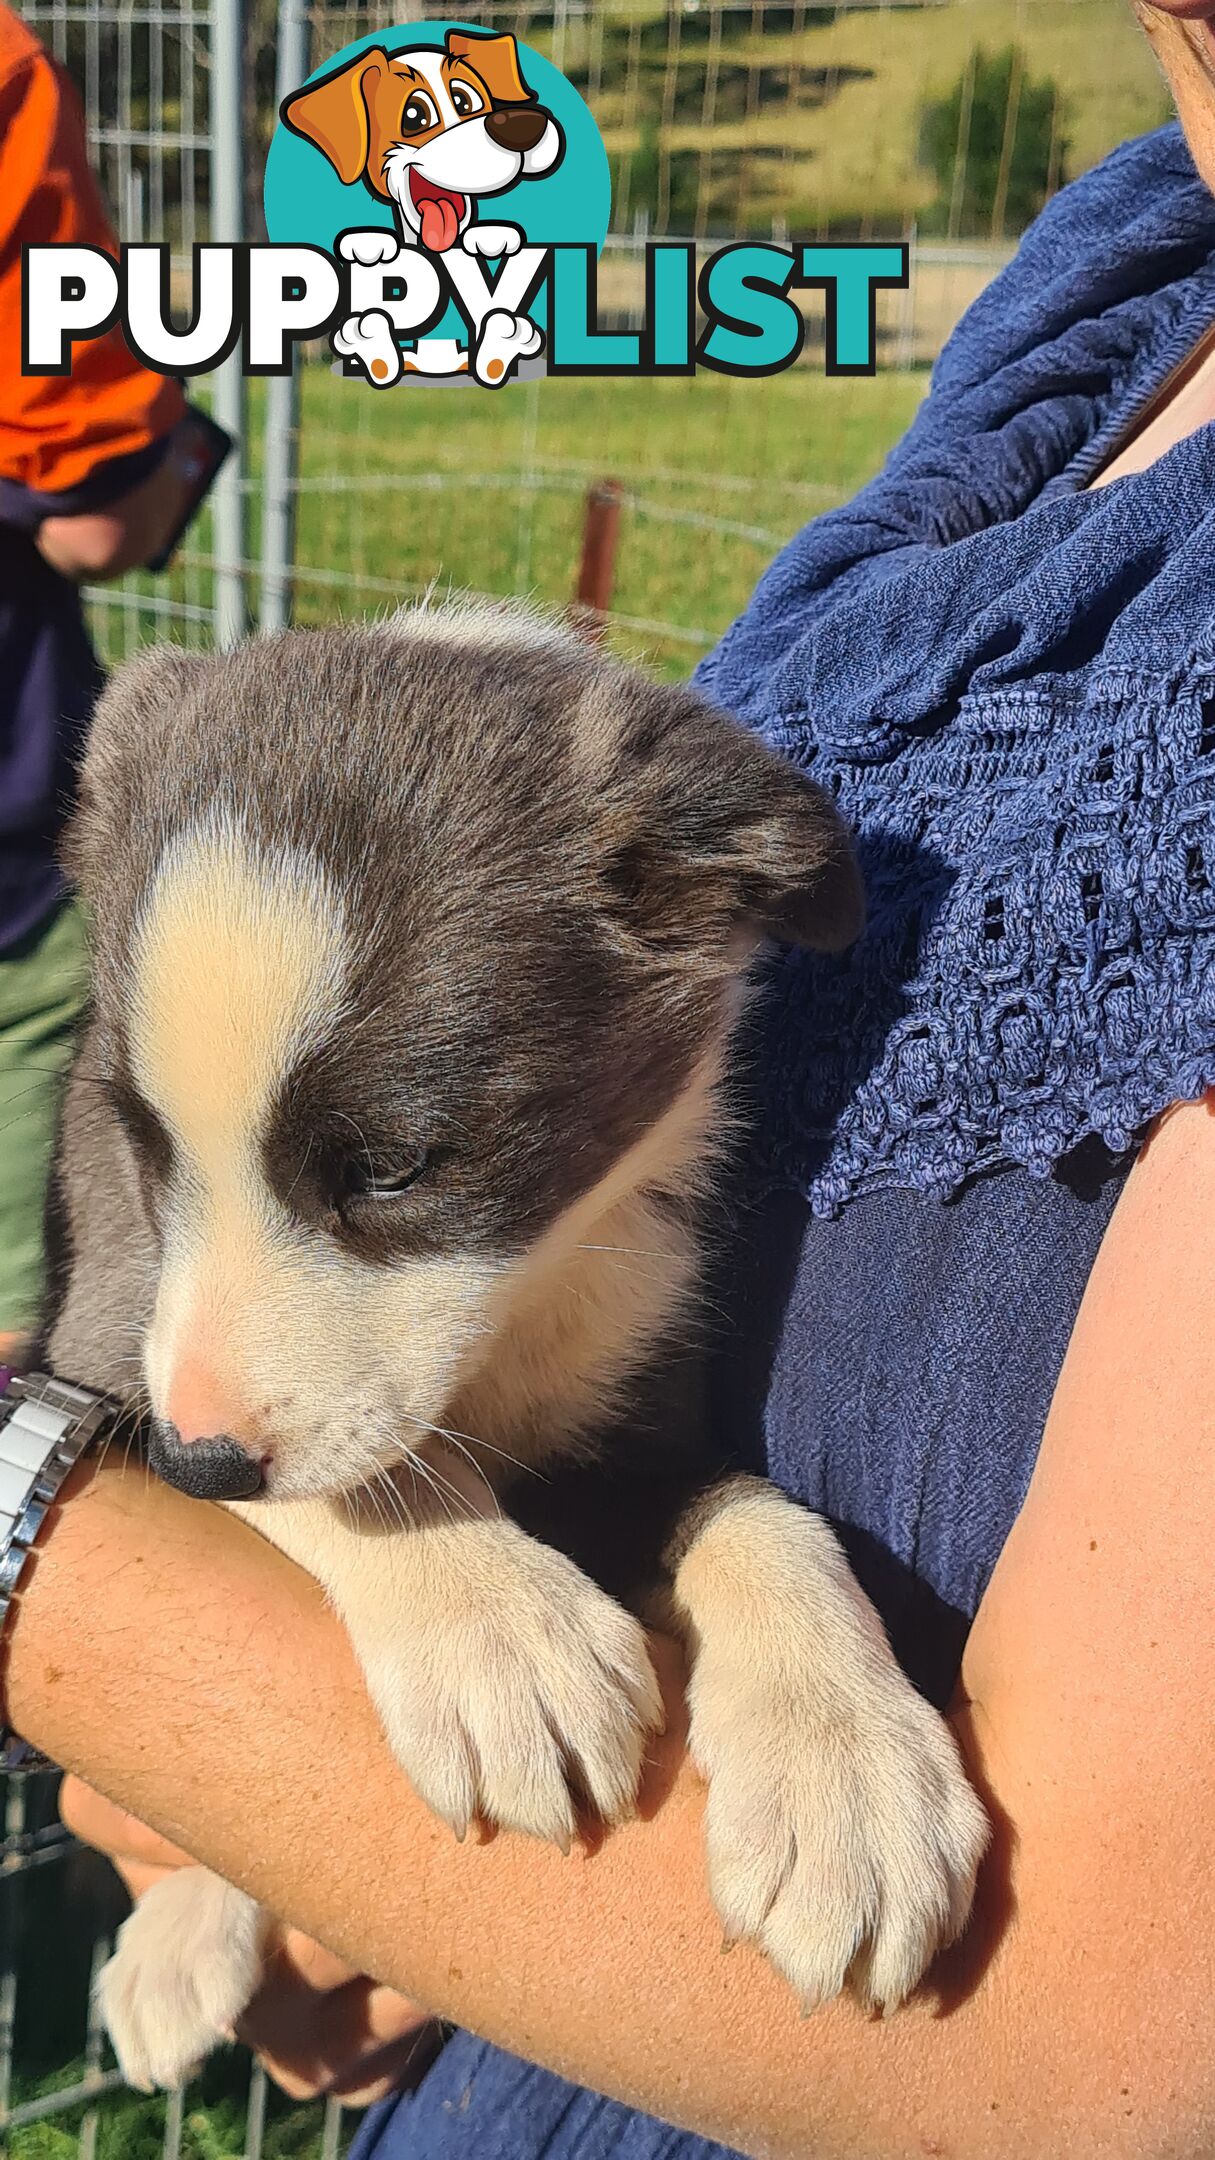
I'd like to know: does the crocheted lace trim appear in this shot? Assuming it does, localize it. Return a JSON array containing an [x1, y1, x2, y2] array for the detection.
[[753, 680, 1215, 1213]]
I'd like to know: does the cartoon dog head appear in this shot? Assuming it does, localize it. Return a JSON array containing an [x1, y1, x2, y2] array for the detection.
[[283, 31, 563, 252]]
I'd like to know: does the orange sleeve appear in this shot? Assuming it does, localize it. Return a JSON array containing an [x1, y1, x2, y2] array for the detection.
[[0, 6, 184, 498]]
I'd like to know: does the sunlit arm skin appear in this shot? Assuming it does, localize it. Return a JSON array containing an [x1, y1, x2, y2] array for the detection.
[[7, 1098, 1215, 2160]]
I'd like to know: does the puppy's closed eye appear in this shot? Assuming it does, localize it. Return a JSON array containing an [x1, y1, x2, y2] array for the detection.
[[338, 1144, 434, 1202]]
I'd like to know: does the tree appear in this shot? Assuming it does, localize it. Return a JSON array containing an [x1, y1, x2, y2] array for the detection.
[[919, 45, 1066, 239]]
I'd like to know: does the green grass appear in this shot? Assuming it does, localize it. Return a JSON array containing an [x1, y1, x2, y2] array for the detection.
[[301, 1, 1170, 238], [8, 2059, 338, 2160], [286, 362, 926, 662], [98, 363, 925, 677], [2, 1817, 341, 2160], [498, 0, 1170, 235]]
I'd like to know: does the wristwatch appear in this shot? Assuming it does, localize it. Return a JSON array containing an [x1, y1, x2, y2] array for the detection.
[[0, 1371, 119, 1772]]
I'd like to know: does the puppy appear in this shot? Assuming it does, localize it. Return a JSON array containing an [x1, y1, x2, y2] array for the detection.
[[45, 600, 987, 2092], [285, 32, 560, 386]]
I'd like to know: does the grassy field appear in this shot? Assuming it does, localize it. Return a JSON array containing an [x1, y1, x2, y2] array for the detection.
[[590, 0, 1172, 234], [9, 2058, 336, 2160], [97, 363, 926, 676], [300, 0, 1170, 240]]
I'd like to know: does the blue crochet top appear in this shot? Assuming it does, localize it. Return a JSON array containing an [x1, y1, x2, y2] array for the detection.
[[696, 122, 1215, 1212], [351, 129, 1215, 2160]]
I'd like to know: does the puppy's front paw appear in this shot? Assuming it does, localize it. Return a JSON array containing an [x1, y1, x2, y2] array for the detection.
[[692, 1660, 987, 2013], [462, 223, 522, 258], [472, 309, 543, 387], [99, 1868, 266, 2091], [338, 229, 401, 267], [355, 1541, 663, 1848], [332, 309, 403, 386]]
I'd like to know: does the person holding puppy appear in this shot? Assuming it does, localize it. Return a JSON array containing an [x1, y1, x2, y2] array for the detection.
[[0, 2, 218, 1368], [3, 0, 1215, 2155]]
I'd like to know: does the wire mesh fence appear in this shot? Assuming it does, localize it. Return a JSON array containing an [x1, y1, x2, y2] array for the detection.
[[26, 0, 1173, 672], [0, 1769, 348, 2156], [21, 0, 242, 657], [3, 0, 1173, 2144], [241, 0, 1171, 667]]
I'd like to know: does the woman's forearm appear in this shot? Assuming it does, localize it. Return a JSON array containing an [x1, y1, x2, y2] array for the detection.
[[1, 1451, 1166, 2160]]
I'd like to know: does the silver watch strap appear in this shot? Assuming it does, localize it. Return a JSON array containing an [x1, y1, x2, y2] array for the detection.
[[0, 1373, 118, 1773]]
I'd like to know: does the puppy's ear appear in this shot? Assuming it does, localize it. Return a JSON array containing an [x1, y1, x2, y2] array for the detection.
[[445, 29, 535, 105], [61, 645, 208, 892], [588, 674, 863, 958], [281, 50, 387, 183]]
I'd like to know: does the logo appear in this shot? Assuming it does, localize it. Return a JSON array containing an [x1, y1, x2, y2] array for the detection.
[[21, 21, 908, 387], [264, 22, 606, 386]]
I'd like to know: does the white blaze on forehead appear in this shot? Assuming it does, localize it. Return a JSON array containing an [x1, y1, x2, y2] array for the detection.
[[385, 593, 587, 661], [129, 820, 347, 1179]]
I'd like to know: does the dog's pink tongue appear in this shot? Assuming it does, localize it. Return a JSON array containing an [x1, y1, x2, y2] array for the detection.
[[420, 196, 459, 252]]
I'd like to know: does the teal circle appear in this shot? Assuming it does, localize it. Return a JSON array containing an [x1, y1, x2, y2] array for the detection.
[[263, 21, 610, 254]]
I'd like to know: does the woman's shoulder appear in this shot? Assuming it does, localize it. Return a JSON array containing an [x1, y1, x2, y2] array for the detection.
[[925, 124, 1215, 407]]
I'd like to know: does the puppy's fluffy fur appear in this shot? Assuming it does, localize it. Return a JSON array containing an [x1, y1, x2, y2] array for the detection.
[[45, 601, 986, 2091]]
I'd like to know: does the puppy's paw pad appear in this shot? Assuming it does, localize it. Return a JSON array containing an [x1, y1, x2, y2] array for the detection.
[[472, 308, 542, 386], [338, 229, 401, 267], [99, 1869, 265, 2092], [462, 224, 522, 259], [695, 1673, 987, 2013], [332, 309, 402, 386]]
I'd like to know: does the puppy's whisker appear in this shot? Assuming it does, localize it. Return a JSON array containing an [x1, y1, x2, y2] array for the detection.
[[401, 1418, 502, 1517], [332, 1110, 375, 1187], [575, 1244, 672, 1259], [402, 1409, 535, 1478], [376, 1443, 462, 1528], [283, 1133, 315, 1208], [366, 1471, 401, 1536]]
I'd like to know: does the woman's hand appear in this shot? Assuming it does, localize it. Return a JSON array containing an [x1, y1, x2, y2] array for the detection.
[[59, 1777, 442, 2104], [35, 414, 218, 583]]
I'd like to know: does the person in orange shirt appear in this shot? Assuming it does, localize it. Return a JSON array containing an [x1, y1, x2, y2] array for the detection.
[[0, 3, 222, 1364]]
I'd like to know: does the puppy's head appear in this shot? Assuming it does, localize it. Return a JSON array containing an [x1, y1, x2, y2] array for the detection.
[[68, 603, 860, 1503], [284, 33, 562, 249]]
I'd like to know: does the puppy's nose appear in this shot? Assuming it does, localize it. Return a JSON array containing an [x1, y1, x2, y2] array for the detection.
[[163, 1355, 242, 1450], [485, 105, 549, 153], [148, 1418, 266, 1502]]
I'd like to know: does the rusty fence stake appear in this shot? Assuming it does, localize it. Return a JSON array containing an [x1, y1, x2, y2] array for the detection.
[[571, 479, 625, 643]]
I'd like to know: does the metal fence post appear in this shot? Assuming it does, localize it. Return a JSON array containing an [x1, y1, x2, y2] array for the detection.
[[211, 0, 248, 648], [258, 0, 311, 632]]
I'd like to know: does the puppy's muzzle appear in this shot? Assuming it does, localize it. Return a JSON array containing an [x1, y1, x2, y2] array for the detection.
[[148, 1418, 266, 1502], [485, 105, 550, 153]]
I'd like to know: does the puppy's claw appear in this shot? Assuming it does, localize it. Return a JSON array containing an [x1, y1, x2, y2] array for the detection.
[[332, 308, 402, 387], [472, 307, 542, 387], [462, 223, 522, 259]]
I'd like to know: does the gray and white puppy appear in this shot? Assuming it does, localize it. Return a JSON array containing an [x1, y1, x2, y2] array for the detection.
[[45, 600, 986, 2092]]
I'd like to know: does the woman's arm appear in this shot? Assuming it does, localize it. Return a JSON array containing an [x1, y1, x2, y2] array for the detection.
[[8, 1098, 1215, 2160]]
